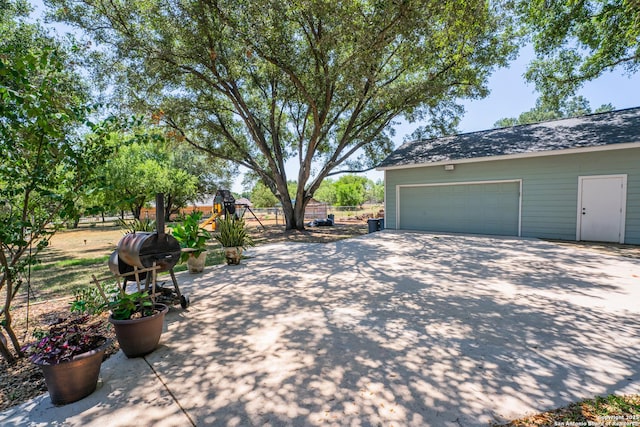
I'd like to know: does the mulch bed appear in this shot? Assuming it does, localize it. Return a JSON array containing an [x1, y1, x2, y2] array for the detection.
[[0, 298, 118, 411]]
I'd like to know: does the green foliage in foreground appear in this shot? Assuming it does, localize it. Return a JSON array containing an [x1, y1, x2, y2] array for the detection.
[[0, 0, 118, 362], [170, 211, 212, 262]]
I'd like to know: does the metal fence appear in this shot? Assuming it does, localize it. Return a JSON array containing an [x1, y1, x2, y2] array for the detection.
[[80, 203, 385, 227], [243, 204, 384, 225]]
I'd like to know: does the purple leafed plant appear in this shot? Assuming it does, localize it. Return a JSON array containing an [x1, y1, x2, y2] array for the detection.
[[21, 316, 107, 365]]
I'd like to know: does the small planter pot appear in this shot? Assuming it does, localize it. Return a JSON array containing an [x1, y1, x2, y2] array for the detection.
[[223, 246, 243, 265], [109, 304, 168, 358], [186, 251, 207, 273], [37, 339, 110, 405]]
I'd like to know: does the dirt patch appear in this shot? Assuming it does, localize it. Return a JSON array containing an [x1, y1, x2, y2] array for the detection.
[[0, 299, 118, 411], [249, 221, 369, 245], [546, 239, 640, 260]]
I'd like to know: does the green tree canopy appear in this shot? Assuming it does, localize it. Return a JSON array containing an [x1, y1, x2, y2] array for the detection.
[[250, 181, 279, 208], [335, 183, 365, 207], [0, 0, 116, 362], [367, 179, 385, 204], [47, 0, 518, 229], [302, 175, 383, 205], [334, 175, 369, 207], [313, 178, 337, 205], [493, 96, 615, 127], [104, 134, 201, 220], [169, 145, 235, 205], [517, 0, 640, 106]]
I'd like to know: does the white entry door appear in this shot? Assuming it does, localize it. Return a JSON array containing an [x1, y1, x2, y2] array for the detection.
[[577, 175, 627, 243]]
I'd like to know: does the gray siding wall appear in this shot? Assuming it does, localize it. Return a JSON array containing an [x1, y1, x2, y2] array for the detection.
[[384, 147, 640, 244]]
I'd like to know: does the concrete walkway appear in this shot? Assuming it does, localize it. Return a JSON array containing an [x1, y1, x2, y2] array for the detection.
[[2, 231, 640, 426]]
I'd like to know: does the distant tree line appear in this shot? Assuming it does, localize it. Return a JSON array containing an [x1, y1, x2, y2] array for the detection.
[[246, 175, 383, 208], [493, 96, 615, 128]]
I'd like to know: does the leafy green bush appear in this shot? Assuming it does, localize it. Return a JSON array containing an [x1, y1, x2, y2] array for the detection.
[[88, 279, 160, 320], [70, 285, 113, 315], [108, 291, 155, 320], [170, 211, 211, 262]]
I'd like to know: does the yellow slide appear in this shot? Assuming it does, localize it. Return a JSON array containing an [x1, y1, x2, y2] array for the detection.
[[200, 201, 223, 231]]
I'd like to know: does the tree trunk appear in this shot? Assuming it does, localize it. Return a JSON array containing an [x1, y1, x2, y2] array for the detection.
[[0, 255, 22, 362], [0, 330, 15, 364], [281, 198, 309, 230], [164, 194, 173, 222], [282, 202, 295, 230], [132, 204, 142, 220], [2, 311, 22, 358], [294, 199, 308, 230]]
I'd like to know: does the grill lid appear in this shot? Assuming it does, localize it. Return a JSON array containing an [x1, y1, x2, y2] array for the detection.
[[115, 232, 181, 271]]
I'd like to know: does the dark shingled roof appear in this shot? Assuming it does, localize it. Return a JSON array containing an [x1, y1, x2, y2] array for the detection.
[[378, 107, 640, 169]]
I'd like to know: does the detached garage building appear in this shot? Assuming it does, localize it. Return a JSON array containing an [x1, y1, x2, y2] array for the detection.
[[378, 107, 640, 244]]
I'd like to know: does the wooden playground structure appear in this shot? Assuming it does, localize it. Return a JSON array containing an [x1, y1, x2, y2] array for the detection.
[[200, 189, 266, 231]]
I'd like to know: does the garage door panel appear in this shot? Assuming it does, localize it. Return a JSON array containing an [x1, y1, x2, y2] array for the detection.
[[399, 182, 520, 236]]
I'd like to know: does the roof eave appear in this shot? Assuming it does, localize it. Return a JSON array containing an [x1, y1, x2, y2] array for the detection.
[[376, 141, 640, 171]]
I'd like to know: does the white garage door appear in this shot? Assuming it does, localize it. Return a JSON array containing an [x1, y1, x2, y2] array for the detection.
[[398, 181, 521, 236]]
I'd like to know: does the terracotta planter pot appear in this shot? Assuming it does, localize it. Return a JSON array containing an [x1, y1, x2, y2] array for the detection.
[[109, 304, 168, 358], [186, 251, 207, 273], [38, 339, 109, 405], [223, 246, 243, 265]]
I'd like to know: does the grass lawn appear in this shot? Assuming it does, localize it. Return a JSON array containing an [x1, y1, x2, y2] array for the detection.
[[17, 223, 228, 301]]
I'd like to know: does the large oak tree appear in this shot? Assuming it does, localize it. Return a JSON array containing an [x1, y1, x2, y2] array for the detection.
[[47, 0, 518, 229]]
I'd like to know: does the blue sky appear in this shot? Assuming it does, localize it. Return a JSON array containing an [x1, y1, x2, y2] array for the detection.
[[29, 1, 640, 191], [457, 44, 640, 134]]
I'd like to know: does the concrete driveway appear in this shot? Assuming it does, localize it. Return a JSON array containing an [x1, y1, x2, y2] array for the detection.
[[2, 231, 640, 426]]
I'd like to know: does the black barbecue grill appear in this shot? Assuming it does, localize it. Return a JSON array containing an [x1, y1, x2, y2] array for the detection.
[[108, 194, 189, 308], [110, 232, 181, 273]]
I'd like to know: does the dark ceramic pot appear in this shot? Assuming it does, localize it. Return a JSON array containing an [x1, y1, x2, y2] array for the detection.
[[109, 304, 168, 358], [38, 338, 109, 405]]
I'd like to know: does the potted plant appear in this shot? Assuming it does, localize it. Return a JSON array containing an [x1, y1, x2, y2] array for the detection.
[[21, 315, 110, 405], [214, 216, 255, 265], [170, 211, 211, 273], [116, 217, 156, 233], [104, 288, 168, 358]]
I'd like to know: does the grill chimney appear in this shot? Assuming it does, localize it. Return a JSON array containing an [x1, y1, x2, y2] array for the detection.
[[156, 193, 165, 237]]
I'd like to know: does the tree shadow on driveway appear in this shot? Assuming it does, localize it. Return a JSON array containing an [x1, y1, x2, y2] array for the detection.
[[153, 231, 640, 426], [5, 231, 636, 426]]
